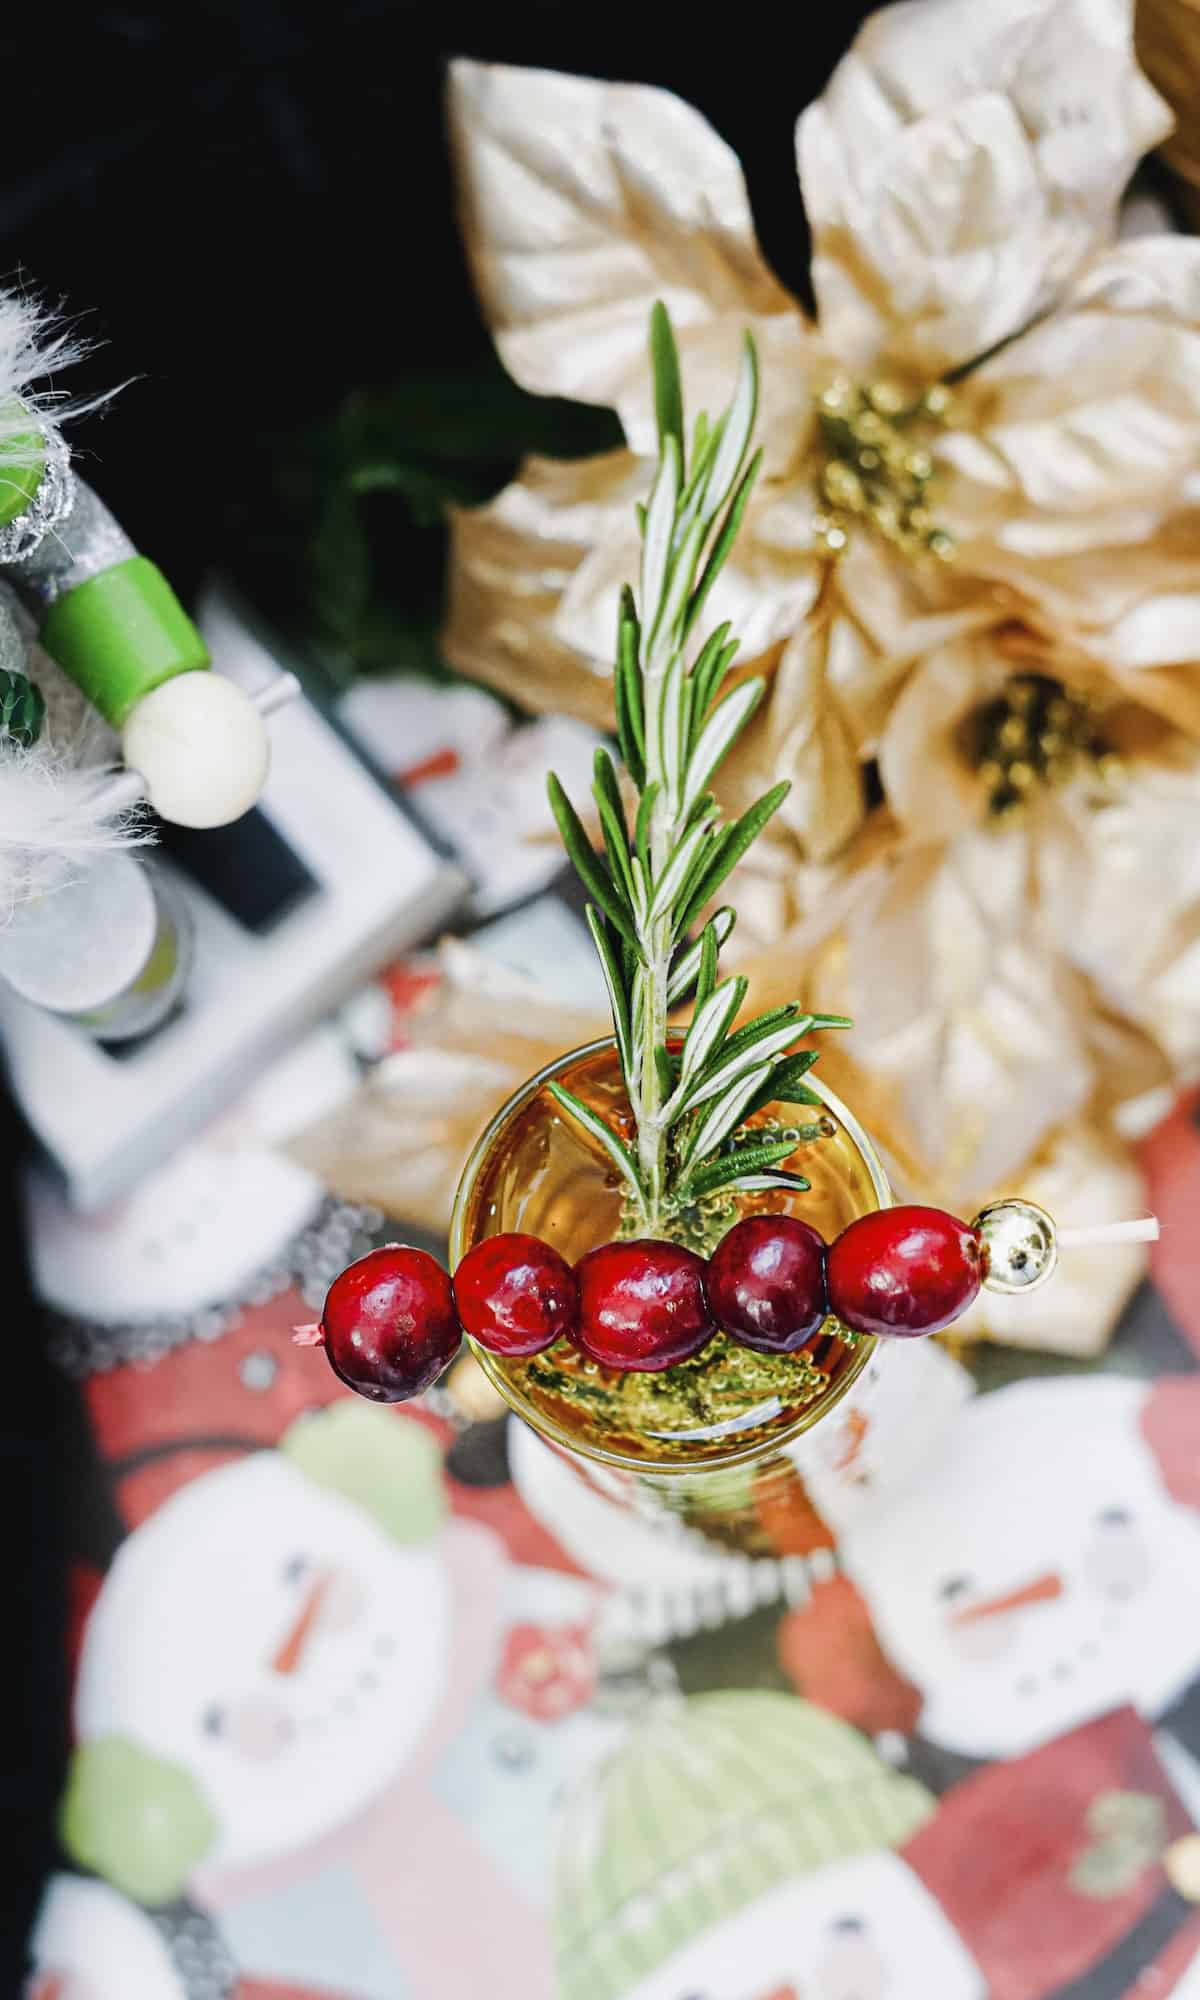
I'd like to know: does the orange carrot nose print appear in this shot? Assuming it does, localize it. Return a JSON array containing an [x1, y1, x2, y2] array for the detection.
[[271, 1571, 333, 1675], [952, 1572, 1064, 1627]]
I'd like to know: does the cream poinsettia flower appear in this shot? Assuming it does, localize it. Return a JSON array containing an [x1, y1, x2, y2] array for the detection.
[[720, 801, 1167, 1353], [443, 0, 1199, 864], [287, 939, 607, 1230], [727, 663, 1200, 1233]]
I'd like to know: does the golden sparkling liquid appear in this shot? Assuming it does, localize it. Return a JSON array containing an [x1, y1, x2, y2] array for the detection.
[[453, 1043, 884, 1473]]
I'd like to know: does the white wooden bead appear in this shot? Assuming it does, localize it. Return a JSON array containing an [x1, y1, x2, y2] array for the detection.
[[121, 671, 270, 828]]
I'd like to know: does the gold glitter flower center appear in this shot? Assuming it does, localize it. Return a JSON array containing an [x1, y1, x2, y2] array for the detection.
[[969, 672, 1123, 818], [813, 376, 955, 561]]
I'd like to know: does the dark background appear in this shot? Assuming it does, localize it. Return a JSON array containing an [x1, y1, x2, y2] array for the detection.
[[0, 1, 880, 1979]]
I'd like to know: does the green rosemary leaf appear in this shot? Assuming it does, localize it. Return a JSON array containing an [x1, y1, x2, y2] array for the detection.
[[649, 301, 685, 463], [648, 818, 714, 927], [621, 932, 639, 996], [684, 447, 762, 640], [768, 1045, 819, 1081], [640, 434, 680, 635], [613, 653, 640, 785], [675, 780, 790, 934], [684, 1017, 812, 1110], [686, 622, 732, 724], [593, 749, 636, 905], [634, 780, 659, 870], [617, 588, 646, 781], [807, 1012, 853, 1031], [684, 1062, 773, 1164], [692, 638, 741, 732], [593, 743, 628, 822], [585, 903, 633, 1078], [694, 918, 721, 1012], [724, 1170, 813, 1194], [630, 963, 647, 1059], [650, 513, 704, 665], [686, 1137, 801, 1199], [666, 907, 735, 1004], [688, 636, 744, 740], [654, 1045, 674, 1102], [676, 974, 747, 1098], [679, 672, 695, 775], [659, 647, 690, 809], [629, 853, 649, 924], [673, 809, 728, 924], [680, 677, 765, 818], [699, 333, 759, 523], [743, 1053, 823, 1119], [546, 773, 637, 946], [546, 1081, 645, 1197], [678, 418, 723, 534], [717, 1004, 807, 1063]]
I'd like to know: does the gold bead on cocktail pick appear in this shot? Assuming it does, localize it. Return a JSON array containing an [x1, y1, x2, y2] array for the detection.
[[972, 1199, 1161, 1297]]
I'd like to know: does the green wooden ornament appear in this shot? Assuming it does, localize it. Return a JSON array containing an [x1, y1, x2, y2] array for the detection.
[[0, 667, 45, 746], [41, 556, 211, 727]]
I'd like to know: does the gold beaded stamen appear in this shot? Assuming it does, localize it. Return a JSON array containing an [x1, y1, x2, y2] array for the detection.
[[970, 672, 1123, 819], [813, 376, 956, 562]]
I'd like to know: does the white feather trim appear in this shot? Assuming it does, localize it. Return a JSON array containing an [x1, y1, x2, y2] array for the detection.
[[0, 291, 147, 920]]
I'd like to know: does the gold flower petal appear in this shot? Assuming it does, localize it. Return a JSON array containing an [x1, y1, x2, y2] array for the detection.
[[878, 634, 1012, 839], [801, 91, 1053, 373], [798, 0, 1170, 371], [1038, 753, 1200, 1072], [447, 60, 795, 428], [731, 822, 1100, 1208], [944, 239, 1200, 536], [824, 534, 991, 748], [286, 941, 607, 1232], [443, 449, 647, 730], [719, 625, 867, 866]]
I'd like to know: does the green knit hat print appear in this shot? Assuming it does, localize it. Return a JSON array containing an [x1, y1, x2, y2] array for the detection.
[[554, 1690, 934, 2000]]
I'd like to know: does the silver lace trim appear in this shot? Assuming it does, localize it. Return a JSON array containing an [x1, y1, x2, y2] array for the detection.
[[10, 476, 136, 608], [46, 1198, 388, 1379], [0, 429, 74, 566]]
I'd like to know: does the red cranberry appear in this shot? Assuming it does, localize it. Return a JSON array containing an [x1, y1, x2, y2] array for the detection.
[[708, 1215, 828, 1353], [317, 1245, 461, 1401], [826, 1205, 983, 1338], [454, 1232, 578, 1356], [574, 1239, 713, 1372]]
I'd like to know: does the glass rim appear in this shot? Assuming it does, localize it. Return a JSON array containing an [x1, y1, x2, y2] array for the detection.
[[449, 1036, 893, 1475]]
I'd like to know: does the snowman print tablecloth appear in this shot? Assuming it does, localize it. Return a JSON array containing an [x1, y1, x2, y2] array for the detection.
[[23, 920, 1200, 1997]]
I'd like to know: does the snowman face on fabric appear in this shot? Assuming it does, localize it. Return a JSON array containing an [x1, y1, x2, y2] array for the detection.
[[787, 1338, 973, 1540], [27, 1876, 186, 2000], [625, 1853, 984, 2000], [432, 1565, 626, 1908], [75, 1449, 449, 1873], [842, 1378, 1200, 1759]]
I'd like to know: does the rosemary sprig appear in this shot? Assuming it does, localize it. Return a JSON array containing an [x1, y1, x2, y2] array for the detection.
[[547, 304, 849, 1237]]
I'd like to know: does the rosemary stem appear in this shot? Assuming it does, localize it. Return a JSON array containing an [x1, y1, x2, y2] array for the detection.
[[635, 661, 676, 1230]]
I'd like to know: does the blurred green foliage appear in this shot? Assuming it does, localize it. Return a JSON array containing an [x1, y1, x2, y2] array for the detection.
[[228, 353, 620, 693]]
